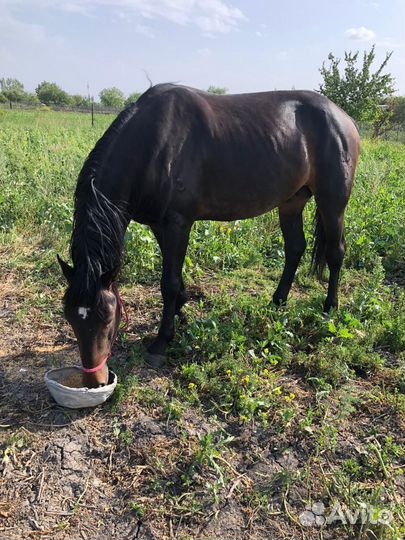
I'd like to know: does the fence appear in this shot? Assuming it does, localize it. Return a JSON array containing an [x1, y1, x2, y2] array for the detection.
[[1, 102, 404, 142], [358, 122, 405, 144], [0, 101, 123, 127], [0, 101, 122, 115]]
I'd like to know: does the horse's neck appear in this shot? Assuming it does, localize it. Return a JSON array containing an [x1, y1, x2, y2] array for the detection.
[[72, 179, 130, 273]]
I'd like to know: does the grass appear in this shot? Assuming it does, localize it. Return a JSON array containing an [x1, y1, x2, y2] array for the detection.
[[1, 108, 404, 539]]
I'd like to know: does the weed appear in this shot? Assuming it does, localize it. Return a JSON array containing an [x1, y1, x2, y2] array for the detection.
[[1, 111, 405, 537], [1, 429, 31, 465]]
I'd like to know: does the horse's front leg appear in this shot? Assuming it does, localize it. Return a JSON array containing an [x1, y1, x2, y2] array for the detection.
[[150, 224, 188, 320], [146, 214, 192, 368]]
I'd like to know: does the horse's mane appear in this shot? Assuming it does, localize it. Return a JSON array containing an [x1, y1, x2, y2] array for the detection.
[[64, 104, 137, 308]]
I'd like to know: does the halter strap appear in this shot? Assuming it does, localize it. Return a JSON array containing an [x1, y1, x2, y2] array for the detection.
[[81, 285, 128, 374]]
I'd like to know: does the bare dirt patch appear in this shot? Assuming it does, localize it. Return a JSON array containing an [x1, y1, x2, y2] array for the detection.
[[1, 272, 404, 540]]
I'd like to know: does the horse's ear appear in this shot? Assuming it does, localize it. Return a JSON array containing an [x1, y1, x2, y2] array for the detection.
[[101, 267, 119, 289], [57, 255, 74, 283]]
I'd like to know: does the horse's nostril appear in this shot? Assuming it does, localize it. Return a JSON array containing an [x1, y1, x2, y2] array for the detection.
[[97, 383, 106, 388]]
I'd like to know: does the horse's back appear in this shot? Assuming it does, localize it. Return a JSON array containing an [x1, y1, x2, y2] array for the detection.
[[128, 85, 360, 221], [139, 84, 359, 174], [139, 83, 357, 133]]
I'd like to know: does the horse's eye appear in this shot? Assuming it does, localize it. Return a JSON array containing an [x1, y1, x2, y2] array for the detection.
[[102, 313, 114, 325]]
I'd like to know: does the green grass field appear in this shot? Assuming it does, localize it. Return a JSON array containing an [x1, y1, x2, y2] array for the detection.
[[1, 109, 405, 539]]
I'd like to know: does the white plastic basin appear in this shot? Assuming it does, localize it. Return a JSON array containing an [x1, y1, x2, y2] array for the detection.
[[44, 366, 117, 409]]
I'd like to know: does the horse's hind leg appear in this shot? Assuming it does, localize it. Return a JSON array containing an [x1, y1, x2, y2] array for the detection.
[[315, 202, 347, 312], [273, 187, 312, 305], [147, 216, 192, 367]]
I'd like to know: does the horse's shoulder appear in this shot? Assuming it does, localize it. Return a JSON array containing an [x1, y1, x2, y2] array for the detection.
[[138, 83, 200, 103]]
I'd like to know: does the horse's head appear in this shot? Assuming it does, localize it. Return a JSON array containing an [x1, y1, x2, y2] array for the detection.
[[57, 255, 121, 388]]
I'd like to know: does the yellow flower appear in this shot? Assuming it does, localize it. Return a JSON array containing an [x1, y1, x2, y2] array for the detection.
[[284, 392, 295, 402], [264, 348, 269, 354], [188, 382, 196, 390], [262, 369, 269, 377], [241, 375, 250, 386]]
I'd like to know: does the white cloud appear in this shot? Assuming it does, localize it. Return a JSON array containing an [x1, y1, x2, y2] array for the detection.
[[0, 5, 74, 92], [0, 13, 46, 44], [364, 0, 379, 8], [363, 0, 380, 9], [2, 0, 246, 35], [345, 26, 376, 42], [134, 23, 155, 38], [61, 2, 94, 16], [197, 47, 211, 57]]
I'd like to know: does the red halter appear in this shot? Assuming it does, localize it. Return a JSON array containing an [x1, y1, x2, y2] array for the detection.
[[81, 285, 128, 374]]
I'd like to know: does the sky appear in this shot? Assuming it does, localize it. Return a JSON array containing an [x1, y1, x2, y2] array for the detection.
[[0, 0, 404, 99]]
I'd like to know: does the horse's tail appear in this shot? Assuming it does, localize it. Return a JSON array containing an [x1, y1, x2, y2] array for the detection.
[[311, 207, 327, 279]]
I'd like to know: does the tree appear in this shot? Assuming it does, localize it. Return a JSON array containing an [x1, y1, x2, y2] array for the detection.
[[35, 81, 71, 106], [99, 87, 125, 108], [207, 85, 228, 95], [24, 92, 40, 105], [71, 94, 90, 108], [388, 95, 405, 127], [0, 78, 26, 105], [125, 92, 141, 106], [319, 45, 396, 135]]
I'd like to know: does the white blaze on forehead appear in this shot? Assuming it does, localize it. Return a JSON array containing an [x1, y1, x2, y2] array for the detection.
[[78, 307, 91, 320]]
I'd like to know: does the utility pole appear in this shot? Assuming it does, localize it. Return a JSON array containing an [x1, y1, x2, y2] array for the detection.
[[86, 82, 94, 127]]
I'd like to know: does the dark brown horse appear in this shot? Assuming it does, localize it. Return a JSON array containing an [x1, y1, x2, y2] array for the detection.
[[58, 84, 360, 387]]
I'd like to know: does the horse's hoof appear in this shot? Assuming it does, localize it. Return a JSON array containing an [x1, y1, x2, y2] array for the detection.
[[323, 300, 338, 314], [145, 352, 167, 369], [176, 311, 187, 324], [272, 295, 287, 307]]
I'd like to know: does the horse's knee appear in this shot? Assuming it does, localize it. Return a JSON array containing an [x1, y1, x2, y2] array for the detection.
[[326, 240, 345, 270], [176, 289, 188, 312], [285, 237, 307, 263], [296, 237, 307, 258], [161, 275, 182, 300]]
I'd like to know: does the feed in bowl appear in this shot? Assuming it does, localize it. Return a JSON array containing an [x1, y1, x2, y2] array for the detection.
[[44, 366, 117, 408]]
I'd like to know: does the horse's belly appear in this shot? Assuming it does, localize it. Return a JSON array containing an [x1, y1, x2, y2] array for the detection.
[[194, 135, 311, 220], [197, 190, 279, 221], [196, 169, 307, 221]]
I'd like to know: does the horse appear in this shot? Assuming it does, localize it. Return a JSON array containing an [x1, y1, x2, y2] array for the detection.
[[57, 83, 360, 388]]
